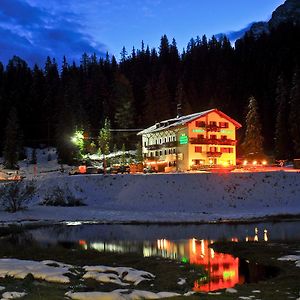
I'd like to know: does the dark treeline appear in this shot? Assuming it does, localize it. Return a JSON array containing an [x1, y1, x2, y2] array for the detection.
[[1, 22, 300, 162]]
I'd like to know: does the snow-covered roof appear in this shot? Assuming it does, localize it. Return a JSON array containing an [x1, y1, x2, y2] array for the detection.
[[137, 108, 241, 135], [137, 109, 214, 135]]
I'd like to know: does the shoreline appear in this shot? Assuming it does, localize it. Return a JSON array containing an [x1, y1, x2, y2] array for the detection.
[[1, 213, 300, 229]]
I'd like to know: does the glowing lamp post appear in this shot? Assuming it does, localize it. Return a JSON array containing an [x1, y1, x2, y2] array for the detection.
[[71, 130, 84, 159]]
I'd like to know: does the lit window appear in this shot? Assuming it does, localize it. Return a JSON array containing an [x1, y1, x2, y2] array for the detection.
[[219, 122, 229, 128], [195, 121, 206, 127], [195, 146, 202, 153], [220, 147, 233, 153]]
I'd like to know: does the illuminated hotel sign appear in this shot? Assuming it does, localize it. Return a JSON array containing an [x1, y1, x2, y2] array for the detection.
[[179, 134, 188, 145], [220, 129, 233, 134], [192, 129, 205, 133]]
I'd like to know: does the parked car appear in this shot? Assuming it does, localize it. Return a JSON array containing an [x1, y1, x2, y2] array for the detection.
[[110, 165, 130, 174]]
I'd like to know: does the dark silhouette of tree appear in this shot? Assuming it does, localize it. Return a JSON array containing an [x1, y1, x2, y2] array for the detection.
[[3, 107, 22, 169], [275, 75, 291, 159], [289, 69, 300, 157], [242, 96, 264, 157], [0, 21, 300, 158]]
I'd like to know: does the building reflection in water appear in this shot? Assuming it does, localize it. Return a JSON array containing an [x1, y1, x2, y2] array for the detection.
[[78, 227, 269, 292]]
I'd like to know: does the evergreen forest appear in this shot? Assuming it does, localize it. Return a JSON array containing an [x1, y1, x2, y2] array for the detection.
[[1, 22, 300, 163]]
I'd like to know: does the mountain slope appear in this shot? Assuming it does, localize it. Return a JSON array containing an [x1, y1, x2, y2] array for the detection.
[[248, 0, 300, 37]]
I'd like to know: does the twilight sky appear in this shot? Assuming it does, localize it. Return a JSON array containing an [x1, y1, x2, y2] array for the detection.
[[0, 0, 284, 67]]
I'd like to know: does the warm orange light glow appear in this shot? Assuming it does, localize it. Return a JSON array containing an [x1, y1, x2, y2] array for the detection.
[[79, 240, 87, 246], [78, 165, 86, 174], [262, 160, 267, 165], [243, 160, 248, 166], [252, 160, 257, 165], [191, 239, 241, 292], [222, 161, 229, 167]]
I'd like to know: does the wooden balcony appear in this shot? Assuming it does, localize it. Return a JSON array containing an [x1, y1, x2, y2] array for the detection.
[[190, 138, 236, 146], [206, 125, 221, 132], [162, 141, 178, 148], [145, 156, 159, 161], [206, 151, 222, 157], [146, 141, 178, 150], [146, 144, 161, 150]]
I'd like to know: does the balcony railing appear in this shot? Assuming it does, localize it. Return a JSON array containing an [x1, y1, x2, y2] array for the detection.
[[162, 141, 178, 148], [190, 138, 236, 146], [206, 125, 221, 132], [146, 144, 163, 150], [206, 151, 222, 157], [146, 141, 178, 150], [145, 156, 159, 161]]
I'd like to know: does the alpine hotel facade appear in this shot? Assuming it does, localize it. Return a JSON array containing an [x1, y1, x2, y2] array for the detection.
[[138, 109, 242, 172]]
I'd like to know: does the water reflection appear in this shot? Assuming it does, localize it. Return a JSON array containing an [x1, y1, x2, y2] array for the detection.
[[76, 228, 268, 292], [22, 222, 300, 292]]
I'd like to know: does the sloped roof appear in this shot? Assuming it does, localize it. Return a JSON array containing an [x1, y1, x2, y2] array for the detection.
[[137, 108, 241, 135]]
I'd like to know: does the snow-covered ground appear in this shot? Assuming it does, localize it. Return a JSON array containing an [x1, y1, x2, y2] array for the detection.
[[0, 148, 300, 224]]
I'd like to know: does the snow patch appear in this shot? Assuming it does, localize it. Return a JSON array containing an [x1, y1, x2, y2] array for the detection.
[[83, 266, 155, 286], [278, 255, 300, 267], [177, 278, 186, 285], [0, 259, 73, 283], [226, 288, 237, 293], [65, 289, 180, 300], [1, 292, 27, 299]]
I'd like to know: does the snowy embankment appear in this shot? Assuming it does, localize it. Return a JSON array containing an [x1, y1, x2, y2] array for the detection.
[[1, 170, 300, 224]]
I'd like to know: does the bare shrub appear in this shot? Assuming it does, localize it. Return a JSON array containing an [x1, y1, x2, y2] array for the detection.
[[0, 181, 36, 212], [41, 186, 85, 207]]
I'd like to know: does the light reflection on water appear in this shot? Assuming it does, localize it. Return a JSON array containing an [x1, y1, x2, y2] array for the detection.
[[26, 222, 300, 292], [77, 232, 264, 292]]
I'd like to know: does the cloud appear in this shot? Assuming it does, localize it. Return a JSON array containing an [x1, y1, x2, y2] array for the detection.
[[215, 23, 254, 43], [0, 0, 107, 67]]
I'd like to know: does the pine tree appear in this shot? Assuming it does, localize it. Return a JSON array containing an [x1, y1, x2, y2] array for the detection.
[[98, 118, 111, 156], [155, 70, 172, 120], [30, 148, 37, 164], [242, 96, 264, 157], [114, 74, 135, 129], [135, 142, 143, 163], [98, 118, 111, 169], [3, 107, 22, 169], [175, 79, 193, 115], [289, 69, 300, 157], [275, 76, 291, 159]]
